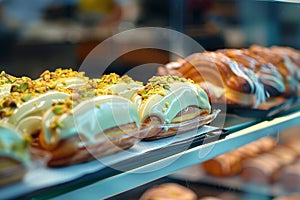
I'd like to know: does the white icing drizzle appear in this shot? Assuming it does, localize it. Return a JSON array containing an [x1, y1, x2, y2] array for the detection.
[[227, 61, 266, 107]]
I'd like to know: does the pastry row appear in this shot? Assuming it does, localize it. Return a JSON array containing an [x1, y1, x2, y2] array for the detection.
[[139, 182, 300, 200], [158, 45, 300, 108], [0, 69, 213, 186], [201, 136, 300, 191]]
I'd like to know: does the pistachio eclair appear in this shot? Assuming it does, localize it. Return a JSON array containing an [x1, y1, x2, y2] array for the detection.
[[39, 90, 141, 166], [0, 123, 30, 186], [132, 76, 211, 139]]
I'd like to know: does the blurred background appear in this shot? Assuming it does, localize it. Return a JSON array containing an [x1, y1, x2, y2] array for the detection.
[[0, 0, 299, 78]]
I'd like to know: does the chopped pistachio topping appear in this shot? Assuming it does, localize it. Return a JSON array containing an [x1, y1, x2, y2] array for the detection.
[[93, 73, 142, 89], [40, 68, 86, 82], [0, 71, 17, 85], [137, 75, 196, 102]]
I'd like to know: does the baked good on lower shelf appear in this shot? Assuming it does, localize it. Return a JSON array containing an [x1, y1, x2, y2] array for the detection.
[[273, 193, 300, 200], [202, 152, 242, 177], [131, 75, 211, 140], [283, 138, 300, 156], [139, 183, 197, 200], [241, 154, 282, 184], [158, 52, 266, 108], [39, 94, 141, 167], [268, 145, 297, 166], [198, 197, 222, 200], [0, 123, 30, 186], [278, 160, 300, 191], [202, 137, 276, 177]]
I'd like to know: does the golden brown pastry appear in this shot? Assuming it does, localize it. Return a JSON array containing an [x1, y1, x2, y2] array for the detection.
[[159, 52, 266, 108], [202, 137, 276, 177], [218, 48, 285, 97], [39, 90, 141, 167], [273, 193, 300, 200], [241, 154, 282, 184], [249, 45, 298, 96], [279, 160, 300, 191], [139, 183, 198, 200], [202, 153, 242, 177]]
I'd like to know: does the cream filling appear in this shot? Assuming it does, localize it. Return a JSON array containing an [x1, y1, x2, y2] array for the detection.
[[0, 123, 30, 165], [132, 82, 211, 123], [42, 95, 140, 145]]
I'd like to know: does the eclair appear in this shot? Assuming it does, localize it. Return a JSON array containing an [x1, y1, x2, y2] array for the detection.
[[132, 75, 211, 139]]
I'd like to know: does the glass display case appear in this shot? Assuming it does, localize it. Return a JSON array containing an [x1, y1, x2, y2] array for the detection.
[[0, 0, 299, 199]]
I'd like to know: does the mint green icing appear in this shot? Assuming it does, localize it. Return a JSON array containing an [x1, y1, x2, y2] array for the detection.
[[42, 95, 140, 145], [132, 81, 211, 123], [0, 123, 30, 165]]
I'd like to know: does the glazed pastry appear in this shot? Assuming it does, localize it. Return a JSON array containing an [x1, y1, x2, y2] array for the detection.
[[249, 45, 298, 96], [132, 75, 211, 140], [140, 183, 197, 200], [269, 46, 300, 78], [159, 52, 266, 108], [39, 92, 141, 166], [218, 49, 285, 97], [0, 76, 70, 138], [0, 123, 30, 186], [93, 73, 143, 99]]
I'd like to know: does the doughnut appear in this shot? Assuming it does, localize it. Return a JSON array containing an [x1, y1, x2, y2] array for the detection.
[[140, 183, 197, 200], [131, 75, 211, 140]]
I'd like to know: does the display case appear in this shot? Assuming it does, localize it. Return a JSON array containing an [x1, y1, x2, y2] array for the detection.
[[0, 0, 300, 200]]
